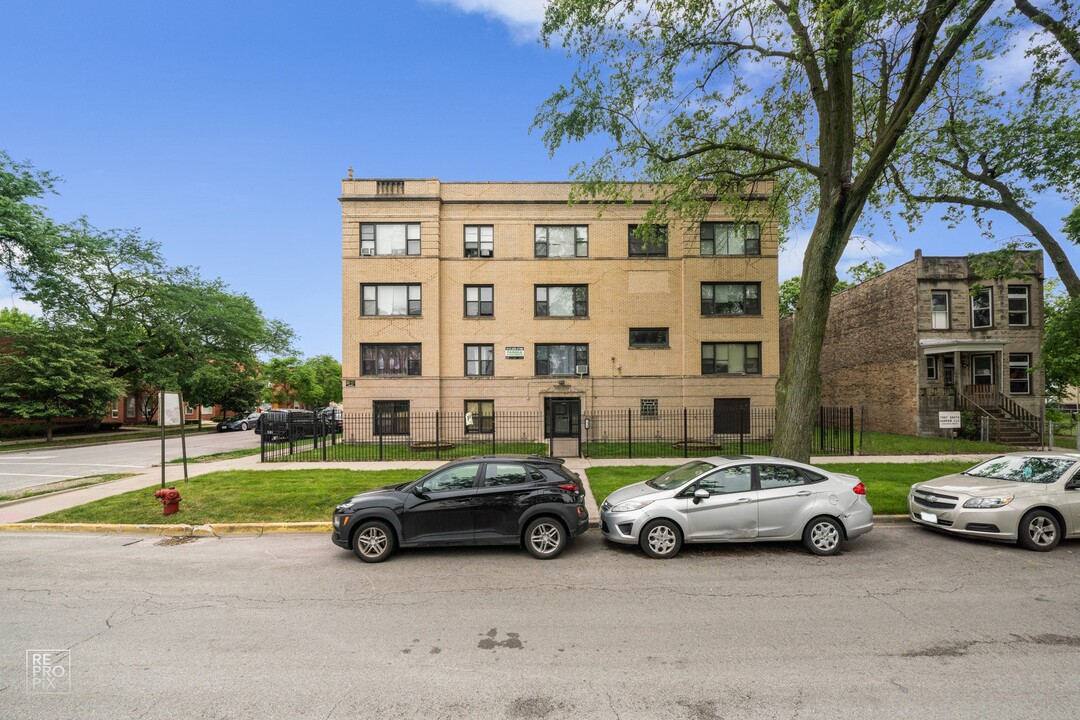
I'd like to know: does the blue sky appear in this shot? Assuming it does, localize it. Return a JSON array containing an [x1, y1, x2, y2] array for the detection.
[[2, 0, 1076, 359]]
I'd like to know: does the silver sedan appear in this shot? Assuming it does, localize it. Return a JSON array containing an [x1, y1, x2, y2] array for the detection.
[[599, 456, 873, 558], [908, 452, 1080, 551]]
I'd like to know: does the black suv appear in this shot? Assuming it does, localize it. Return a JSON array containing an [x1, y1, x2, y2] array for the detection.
[[255, 409, 315, 442], [331, 456, 589, 562]]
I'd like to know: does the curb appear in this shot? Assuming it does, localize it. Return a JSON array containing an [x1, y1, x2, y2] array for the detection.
[[0, 522, 332, 536]]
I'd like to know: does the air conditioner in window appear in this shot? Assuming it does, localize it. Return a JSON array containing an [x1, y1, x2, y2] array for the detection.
[[360, 248, 375, 256], [575, 364, 589, 375], [479, 249, 493, 258]]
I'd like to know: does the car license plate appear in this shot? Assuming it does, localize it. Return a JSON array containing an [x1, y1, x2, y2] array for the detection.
[[919, 511, 938, 524]]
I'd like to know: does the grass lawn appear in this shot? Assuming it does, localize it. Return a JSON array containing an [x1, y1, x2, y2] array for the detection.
[[857, 431, 1016, 455], [585, 460, 975, 515], [28, 469, 427, 525], [168, 447, 261, 464], [271, 441, 548, 462]]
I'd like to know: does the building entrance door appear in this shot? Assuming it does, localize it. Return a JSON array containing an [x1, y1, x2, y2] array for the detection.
[[545, 397, 581, 458]]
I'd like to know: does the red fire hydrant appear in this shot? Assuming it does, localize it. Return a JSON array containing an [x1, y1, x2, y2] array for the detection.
[[154, 487, 182, 516]]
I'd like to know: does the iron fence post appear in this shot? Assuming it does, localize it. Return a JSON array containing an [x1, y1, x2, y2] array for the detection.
[[378, 427, 384, 461], [683, 408, 688, 458], [849, 407, 854, 455], [492, 414, 496, 454], [288, 414, 294, 456], [818, 407, 825, 453], [738, 406, 744, 454], [322, 417, 328, 461], [627, 408, 632, 459], [436, 411, 441, 460], [260, 424, 265, 463]]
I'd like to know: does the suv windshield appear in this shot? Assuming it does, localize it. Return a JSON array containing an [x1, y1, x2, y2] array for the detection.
[[647, 461, 717, 490], [964, 456, 1077, 485]]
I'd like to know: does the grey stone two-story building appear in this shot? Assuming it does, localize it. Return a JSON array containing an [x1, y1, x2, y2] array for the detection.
[[780, 249, 1044, 440]]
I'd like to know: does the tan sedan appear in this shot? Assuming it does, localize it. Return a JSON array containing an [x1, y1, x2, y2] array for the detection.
[[908, 452, 1080, 551]]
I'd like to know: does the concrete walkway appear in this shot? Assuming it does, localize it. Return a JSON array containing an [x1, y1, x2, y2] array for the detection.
[[0, 452, 1000, 524]]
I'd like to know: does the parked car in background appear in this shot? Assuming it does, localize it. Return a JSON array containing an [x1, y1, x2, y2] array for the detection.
[[216, 412, 260, 432], [317, 407, 343, 433], [332, 455, 589, 562], [600, 456, 873, 558], [256, 409, 315, 442], [909, 452, 1080, 551]]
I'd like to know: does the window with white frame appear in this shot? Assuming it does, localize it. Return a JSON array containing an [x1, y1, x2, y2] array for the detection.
[[126, 396, 136, 418], [700, 223, 761, 256], [535, 285, 588, 317], [362, 284, 421, 316], [1008, 286, 1030, 326], [931, 290, 949, 329], [465, 344, 494, 377], [110, 400, 119, 419], [1009, 353, 1032, 394], [926, 355, 938, 380], [971, 288, 992, 329], [701, 283, 761, 316], [701, 343, 761, 375], [464, 285, 493, 317], [464, 225, 493, 257], [535, 225, 588, 257], [360, 223, 420, 256]]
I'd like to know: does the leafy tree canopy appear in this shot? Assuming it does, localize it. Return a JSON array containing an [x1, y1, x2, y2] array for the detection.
[[262, 355, 342, 409]]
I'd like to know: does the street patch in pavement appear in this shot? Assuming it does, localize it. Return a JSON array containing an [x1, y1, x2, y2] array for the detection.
[[902, 633, 1080, 657], [507, 694, 565, 718], [477, 627, 523, 650], [154, 536, 199, 547]]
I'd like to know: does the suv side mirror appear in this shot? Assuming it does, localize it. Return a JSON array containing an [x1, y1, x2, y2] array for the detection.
[[693, 488, 710, 504], [412, 485, 428, 498]]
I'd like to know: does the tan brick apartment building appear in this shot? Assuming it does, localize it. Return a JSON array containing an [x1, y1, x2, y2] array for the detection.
[[781, 249, 1044, 439], [340, 177, 779, 441]]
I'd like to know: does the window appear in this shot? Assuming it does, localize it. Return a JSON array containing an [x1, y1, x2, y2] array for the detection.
[[109, 401, 119, 419], [700, 223, 761, 256], [1008, 286, 1029, 326], [630, 328, 668, 348], [1009, 354, 1032, 395], [464, 285, 494, 317], [926, 355, 938, 380], [535, 344, 588, 376], [465, 344, 494, 377], [628, 225, 668, 257], [931, 290, 949, 329], [126, 397, 136, 418], [697, 465, 752, 494], [361, 344, 421, 376], [942, 356, 955, 386], [535, 285, 588, 317], [535, 225, 588, 257], [464, 225, 493, 258], [465, 399, 494, 434], [971, 288, 992, 329], [973, 354, 994, 385], [360, 223, 420, 256], [758, 465, 808, 490], [640, 399, 658, 417], [416, 463, 480, 493], [484, 463, 533, 487], [701, 283, 761, 316], [702, 343, 761, 375], [362, 284, 421, 316], [373, 400, 409, 435]]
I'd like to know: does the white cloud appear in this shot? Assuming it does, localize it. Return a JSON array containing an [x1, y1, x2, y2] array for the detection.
[[779, 232, 908, 282], [425, 0, 546, 37]]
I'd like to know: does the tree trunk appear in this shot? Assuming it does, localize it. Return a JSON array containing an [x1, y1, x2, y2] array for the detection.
[[1000, 195, 1080, 298], [45, 418, 53, 443]]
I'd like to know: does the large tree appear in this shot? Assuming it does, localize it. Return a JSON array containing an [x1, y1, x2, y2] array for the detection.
[[0, 309, 122, 441], [261, 355, 342, 409], [0, 152, 59, 277], [16, 220, 294, 397], [888, 7, 1080, 296], [538, 0, 996, 460]]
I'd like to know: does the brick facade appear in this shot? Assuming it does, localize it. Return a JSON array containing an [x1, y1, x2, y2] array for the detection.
[[780, 249, 1044, 436], [340, 178, 780, 421]]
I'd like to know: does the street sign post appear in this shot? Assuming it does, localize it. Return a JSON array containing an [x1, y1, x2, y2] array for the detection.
[[159, 391, 189, 488], [939, 411, 962, 454]]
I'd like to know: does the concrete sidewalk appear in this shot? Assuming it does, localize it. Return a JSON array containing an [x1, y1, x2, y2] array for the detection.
[[0, 452, 998, 524]]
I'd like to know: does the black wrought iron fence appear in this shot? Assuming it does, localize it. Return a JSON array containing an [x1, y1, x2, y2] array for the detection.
[[261, 406, 855, 462]]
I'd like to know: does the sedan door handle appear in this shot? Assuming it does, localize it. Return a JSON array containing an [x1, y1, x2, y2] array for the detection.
[[795, 490, 812, 497], [737, 498, 752, 503]]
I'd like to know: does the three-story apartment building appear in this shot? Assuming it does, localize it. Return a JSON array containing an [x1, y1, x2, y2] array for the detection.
[[340, 177, 780, 447]]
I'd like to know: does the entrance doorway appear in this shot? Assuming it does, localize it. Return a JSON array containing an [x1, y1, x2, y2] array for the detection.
[[544, 397, 581, 457]]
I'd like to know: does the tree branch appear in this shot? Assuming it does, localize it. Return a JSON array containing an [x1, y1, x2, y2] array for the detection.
[[1014, 0, 1080, 66]]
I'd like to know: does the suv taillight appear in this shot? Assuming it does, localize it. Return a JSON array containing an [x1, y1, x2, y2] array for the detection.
[[852, 482, 866, 495], [558, 483, 580, 493]]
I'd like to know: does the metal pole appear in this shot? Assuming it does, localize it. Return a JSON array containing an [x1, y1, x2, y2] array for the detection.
[[436, 411, 441, 460], [178, 391, 189, 480], [627, 408, 632, 459], [159, 391, 166, 490], [683, 408, 688, 459], [848, 407, 854, 456]]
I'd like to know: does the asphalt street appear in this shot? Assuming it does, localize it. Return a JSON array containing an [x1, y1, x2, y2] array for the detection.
[[2, 525, 1078, 719], [0, 430, 260, 493]]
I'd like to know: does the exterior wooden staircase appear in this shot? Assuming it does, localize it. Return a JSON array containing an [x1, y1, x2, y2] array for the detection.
[[957, 386, 1041, 446]]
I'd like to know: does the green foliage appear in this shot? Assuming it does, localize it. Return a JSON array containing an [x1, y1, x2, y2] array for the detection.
[[262, 355, 342, 408], [0, 314, 123, 440], [185, 363, 264, 416], [0, 152, 59, 275], [1043, 285, 1080, 399]]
